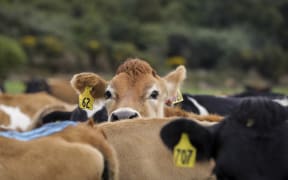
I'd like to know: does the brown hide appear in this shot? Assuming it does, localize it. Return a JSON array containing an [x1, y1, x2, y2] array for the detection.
[[0, 122, 118, 180], [47, 78, 78, 104], [0, 92, 75, 131], [164, 107, 223, 122], [0, 92, 70, 117], [99, 118, 216, 180], [0, 110, 10, 126]]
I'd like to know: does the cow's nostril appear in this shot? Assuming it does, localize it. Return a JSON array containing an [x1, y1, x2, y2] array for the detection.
[[129, 113, 138, 119]]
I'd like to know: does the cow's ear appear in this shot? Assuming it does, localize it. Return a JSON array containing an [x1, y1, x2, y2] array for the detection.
[[86, 118, 95, 127], [163, 65, 186, 98], [160, 118, 213, 161], [70, 72, 108, 99]]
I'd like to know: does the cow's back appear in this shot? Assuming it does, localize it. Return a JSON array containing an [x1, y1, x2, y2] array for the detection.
[[0, 92, 70, 116], [0, 137, 104, 180], [0, 122, 118, 180], [47, 78, 78, 104], [100, 118, 215, 180]]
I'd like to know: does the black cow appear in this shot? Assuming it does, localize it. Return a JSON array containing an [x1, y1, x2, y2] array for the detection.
[[40, 106, 107, 125], [161, 97, 288, 180], [25, 78, 51, 93], [177, 93, 241, 116], [70, 106, 107, 123], [177, 90, 288, 116], [230, 85, 287, 98]]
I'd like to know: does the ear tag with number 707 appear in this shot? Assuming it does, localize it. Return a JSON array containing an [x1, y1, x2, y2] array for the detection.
[[173, 133, 197, 168], [79, 87, 94, 110]]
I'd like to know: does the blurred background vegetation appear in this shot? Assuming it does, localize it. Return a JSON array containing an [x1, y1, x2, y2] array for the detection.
[[0, 0, 288, 94]]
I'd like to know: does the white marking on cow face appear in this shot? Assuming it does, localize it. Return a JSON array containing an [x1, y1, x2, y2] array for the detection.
[[144, 85, 166, 118], [104, 85, 116, 104], [84, 99, 106, 118], [187, 97, 209, 115], [0, 105, 32, 131]]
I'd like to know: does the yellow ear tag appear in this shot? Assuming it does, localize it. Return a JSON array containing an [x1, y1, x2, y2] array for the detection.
[[173, 133, 197, 168], [172, 89, 184, 104], [79, 87, 94, 110]]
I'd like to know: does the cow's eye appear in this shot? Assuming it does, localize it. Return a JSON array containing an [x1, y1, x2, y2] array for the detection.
[[104, 90, 112, 99], [150, 90, 159, 99]]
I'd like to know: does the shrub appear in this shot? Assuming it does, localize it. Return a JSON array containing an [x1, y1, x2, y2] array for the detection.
[[0, 35, 27, 78], [166, 56, 186, 68], [20, 35, 37, 49], [106, 42, 142, 70], [39, 35, 64, 57], [229, 46, 288, 80], [86, 39, 101, 54]]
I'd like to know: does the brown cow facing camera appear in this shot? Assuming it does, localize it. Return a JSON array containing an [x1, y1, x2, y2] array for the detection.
[[71, 58, 222, 122]]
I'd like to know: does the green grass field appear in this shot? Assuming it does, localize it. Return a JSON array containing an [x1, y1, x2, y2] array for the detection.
[[4, 81, 26, 94]]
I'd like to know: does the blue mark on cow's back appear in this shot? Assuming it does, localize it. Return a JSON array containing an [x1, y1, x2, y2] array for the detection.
[[0, 121, 78, 141]]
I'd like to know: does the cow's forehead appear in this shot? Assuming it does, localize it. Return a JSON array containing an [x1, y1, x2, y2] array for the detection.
[[109, 72, 164, 93]]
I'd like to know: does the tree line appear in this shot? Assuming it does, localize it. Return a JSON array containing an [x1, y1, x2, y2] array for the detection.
[[0, 0, 287, 82]]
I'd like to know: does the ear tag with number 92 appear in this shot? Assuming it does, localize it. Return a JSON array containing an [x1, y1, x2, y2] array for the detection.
[[79, 87, 94, 110], [173, 133, 196, 168]]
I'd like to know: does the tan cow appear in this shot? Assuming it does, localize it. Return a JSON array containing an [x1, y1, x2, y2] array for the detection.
[[25, 77, 79, 104], [0, 121, 118, 180], [98, 117, 216, 180], [71, 58, 223, 122], [46, 78, 79, 104], [0, 92, 75, 131]]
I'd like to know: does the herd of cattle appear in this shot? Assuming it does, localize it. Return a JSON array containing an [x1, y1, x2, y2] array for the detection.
[[0, 58, 288, 180]]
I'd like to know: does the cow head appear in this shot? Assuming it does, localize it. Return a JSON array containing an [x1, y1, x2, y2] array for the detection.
[[160, 97, 288, 180], [25, 78, 51, 94], [71, 58, 186, 121]]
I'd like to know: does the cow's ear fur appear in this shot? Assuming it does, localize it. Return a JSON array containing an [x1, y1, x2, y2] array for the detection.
[[70, 72, 108, 99], [160, 118, 213, 161], [163, 65, 186, 98]]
